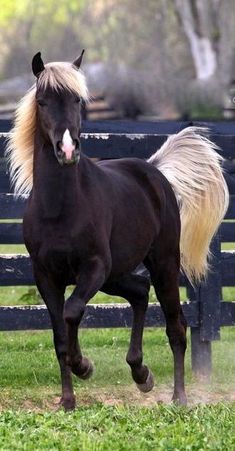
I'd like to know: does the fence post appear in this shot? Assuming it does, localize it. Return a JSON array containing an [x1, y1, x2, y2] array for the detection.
[[188, 234, 222, 377], [190, 326, 212, 377]]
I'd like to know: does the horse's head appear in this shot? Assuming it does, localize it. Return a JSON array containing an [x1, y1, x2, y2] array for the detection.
[[32, 51, 87, 166]]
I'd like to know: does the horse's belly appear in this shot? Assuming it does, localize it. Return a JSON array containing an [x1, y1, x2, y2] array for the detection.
[[109, 220, 157, 276]]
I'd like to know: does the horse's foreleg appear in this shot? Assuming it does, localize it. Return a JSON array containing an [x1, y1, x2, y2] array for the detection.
[[34, 267, 75, 411], [104, 274, 153, 392], [63, 257, 106, 379], [146, 255, 187, 405]]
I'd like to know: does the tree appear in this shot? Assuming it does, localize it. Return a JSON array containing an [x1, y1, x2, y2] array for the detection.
[[173, 0, 235, 85]]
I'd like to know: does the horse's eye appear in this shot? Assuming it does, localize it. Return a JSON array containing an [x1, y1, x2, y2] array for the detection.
[[37, 100, 47, 107], [74, 97, 80, 104]]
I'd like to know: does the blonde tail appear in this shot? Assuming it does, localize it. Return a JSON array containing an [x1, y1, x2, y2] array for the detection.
[[148, 127, 229, 285]]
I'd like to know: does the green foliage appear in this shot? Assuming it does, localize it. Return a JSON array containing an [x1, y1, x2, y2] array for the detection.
[[190, 103, 222, 120], [0, 0, 26, 27], [1, 0, 235, 118], [0, 0, 85, 25], [0, 0, 88, 77], [18, 287, 42, 305], [0, 403, 234, 450]]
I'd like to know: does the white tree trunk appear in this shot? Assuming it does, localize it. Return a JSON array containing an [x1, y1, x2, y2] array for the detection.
[[174, 0, 218, 80]]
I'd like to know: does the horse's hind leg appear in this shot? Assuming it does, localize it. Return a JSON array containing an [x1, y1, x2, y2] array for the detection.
[[145, 253, 187, 405], [104, 273, 154, 392]]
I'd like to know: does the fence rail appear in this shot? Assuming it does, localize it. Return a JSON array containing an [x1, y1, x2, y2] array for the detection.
[[0, 120, 235, 377]]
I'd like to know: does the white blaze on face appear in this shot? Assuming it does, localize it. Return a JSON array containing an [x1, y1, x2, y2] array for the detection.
[[61, 129, 75, 160]]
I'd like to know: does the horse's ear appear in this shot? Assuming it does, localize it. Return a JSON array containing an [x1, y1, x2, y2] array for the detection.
[[73, 49, 85, 69], [32, 52, 45, 78]]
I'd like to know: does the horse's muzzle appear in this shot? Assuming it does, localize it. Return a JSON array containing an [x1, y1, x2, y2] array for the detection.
[[55, 139, 81, 166]]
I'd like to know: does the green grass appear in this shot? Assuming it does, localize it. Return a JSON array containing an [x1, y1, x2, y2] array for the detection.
[[3, 284, 235, 307], [0, 327, 234, 404], [0, 286, 188, 306], [222, 243, 235, 251], [0, 403, 233, 450], [0, 243, 234, 449], [0, 328, 234, 450], [0, 245, 27, 254]]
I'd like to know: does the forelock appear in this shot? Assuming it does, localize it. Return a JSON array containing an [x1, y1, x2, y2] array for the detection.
[[37, 62, 89, 100]]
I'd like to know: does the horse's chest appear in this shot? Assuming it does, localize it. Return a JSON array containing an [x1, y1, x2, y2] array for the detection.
[[38, 237, 75, 271], [35, 225, 96, 275], [27, 220, 75, 269]]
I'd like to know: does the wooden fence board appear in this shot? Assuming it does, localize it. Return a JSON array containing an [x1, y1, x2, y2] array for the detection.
[[1, 252, 235, 286], [0, 193, 234, 223], [225, 197, 235, 220], [0, 254, 32, 285], [0, 194, 26, 219], [0, 224, 235, 248], [0, 223, 23, 244], [0, 254, 187, 288], [1, 118, 235, 134], [1, 132, 235, 160], [1, 220, 235, 246], [0, 302, 199, 331], [220, 223, 235, 242], [220, 302, 235, 326]]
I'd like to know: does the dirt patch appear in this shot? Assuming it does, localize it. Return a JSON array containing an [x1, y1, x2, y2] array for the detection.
[[77, 384, 235, 408], [1, 384, 233, 412]]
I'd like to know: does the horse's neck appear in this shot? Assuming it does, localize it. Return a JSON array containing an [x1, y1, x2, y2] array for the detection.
[[33, 133, 80, 219]]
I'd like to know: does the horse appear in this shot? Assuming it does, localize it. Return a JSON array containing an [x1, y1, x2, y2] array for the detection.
[[7, 51, 229, 411]]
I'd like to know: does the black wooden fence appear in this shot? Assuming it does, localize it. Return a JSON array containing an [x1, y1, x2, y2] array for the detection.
[[0, 119, 235, 377]]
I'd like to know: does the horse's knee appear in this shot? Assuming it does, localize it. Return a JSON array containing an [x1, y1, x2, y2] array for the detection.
[[128, 292, 149, 312], [63, 298, 85, 325], [131, 278, 150, 305]]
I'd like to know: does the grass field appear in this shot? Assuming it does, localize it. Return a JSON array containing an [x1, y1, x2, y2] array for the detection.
[[0, 327, 234, 450], [0, 244, 234, 449], [0, 403, 234, 450]]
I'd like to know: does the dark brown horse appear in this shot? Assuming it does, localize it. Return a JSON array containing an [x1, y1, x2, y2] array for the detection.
[[7, 51, 228, 410]]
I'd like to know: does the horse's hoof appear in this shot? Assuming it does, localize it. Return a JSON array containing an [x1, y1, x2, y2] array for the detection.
[[72, 357, 94, 380], [136, 370, 154, 393], [59, 395, 76, 411], [79, 359, 94, 380], [172, 392, 187, 406]]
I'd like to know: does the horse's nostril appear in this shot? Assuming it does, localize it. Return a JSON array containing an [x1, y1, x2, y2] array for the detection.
[[56, 142, 63, 156], [73, 139, 79, 149]]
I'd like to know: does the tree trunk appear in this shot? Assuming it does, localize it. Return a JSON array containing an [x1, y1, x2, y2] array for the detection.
[[174, 0, 219, 80]]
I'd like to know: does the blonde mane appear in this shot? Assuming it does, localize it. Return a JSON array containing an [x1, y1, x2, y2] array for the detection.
[[6, 62, 89, 197]]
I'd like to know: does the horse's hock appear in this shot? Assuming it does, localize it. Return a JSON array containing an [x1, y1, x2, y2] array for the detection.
[[0, 120, 235, 377]]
